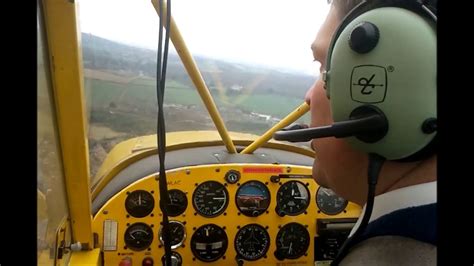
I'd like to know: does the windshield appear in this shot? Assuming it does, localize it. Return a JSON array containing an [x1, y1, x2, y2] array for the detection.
[[79, 0, 330, 179]]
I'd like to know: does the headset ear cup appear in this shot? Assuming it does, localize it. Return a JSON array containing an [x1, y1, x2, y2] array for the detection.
[[325, 6, 436, 160]]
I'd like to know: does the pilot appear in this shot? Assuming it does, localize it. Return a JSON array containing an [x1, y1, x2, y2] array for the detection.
[[304, 0, 437, 265]]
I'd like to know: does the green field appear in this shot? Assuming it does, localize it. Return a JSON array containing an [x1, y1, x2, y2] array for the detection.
[[85, 77, 308, 120]]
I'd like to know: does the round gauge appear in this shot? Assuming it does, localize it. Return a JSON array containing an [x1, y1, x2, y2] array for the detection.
[[275, 223, 310, 260], [235, 224, 270, 261], [276, 181, 310, 216], [235, 181, 271, 217], [316, 187, 348, 215], [190, 224, 228, 262], [124, 223, 154, 251], [168, 189, 188, 217], [159, 221, 186, 249], [125, 190, 155, 218], [192, 181, 229, 217]]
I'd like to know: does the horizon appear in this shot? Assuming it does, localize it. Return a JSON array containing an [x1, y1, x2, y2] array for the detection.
[[81, 32, 320, 78], [78, 0, 330, 76]]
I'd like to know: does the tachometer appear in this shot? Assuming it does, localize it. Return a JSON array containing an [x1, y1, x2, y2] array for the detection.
[[191, 224, 228, 262], [168, 189, 188, 217], [192, 181, 229, 217], [235, 224, 270, 261], [316, 187, 348, 215], [124, 223, 154, 251], [159, 220, 186, 249], [125, 190, 155, 218], [274, 223, 309, 260], [276, 181, 310, 216], [235, 181, 270, 217]]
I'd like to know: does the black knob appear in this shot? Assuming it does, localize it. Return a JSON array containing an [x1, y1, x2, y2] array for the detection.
[[422, 118, 437, 134], [276, 207, 285, 217], [270, 176, 280, 183], [225, 170, 240, 184], [274, 249, 286, 261], [236, 255, 245, 266], [161, 252, 182, 266], [349, 22, 379, 54]]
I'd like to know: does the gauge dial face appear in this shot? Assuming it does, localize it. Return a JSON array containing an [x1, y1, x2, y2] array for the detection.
[[276, 223, 310, 259], [125, 190, 155, 218], [276, 181, 310, 216], [168, 189, 188, 217], [235, 224, 270, 261], [316, 187, 348, 215], [190, 224, 228, 262], [192, 181, 229, 217], [236, 181, 271, 217], [159, 220, 186, 249], [124, 223, 154, 251]]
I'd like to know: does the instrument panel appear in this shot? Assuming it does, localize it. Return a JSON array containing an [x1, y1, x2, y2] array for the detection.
[[92, 164, 360, 265]]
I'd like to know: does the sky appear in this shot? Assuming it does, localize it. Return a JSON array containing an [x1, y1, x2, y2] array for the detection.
[[78, 0, 331, 75]]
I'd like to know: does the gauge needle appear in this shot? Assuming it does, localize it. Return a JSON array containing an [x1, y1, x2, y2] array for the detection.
[[323, 189, 331, 196], [130, 234, 136, 239], [139, 194, 142, 205], [205, 228, 209, 237], [213, 197, 225, 200], [288, 242, 293, 254], [291, 189, 294, 196], [294, 196, 307, 199]]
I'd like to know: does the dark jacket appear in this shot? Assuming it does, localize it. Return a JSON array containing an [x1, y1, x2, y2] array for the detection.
[[340, 203, 437, 265], [340, 235, 436, 265]]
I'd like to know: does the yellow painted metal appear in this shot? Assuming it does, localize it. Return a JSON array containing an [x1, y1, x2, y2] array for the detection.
[[151, 0, 237, 154], [91, 131, 315, 198], [42, 0, 93, 248], [241, 102, 311, 154], [92, 164, 361, 265], [69, 248, 102, 266], [38, 3, 74, 262]]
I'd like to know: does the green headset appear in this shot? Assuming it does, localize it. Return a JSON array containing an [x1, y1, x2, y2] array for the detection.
[[274, 1, 437, 263], [274, 0, 437, 162]]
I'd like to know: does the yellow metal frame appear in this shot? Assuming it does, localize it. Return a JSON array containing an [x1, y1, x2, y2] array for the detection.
[[151, 0, 237, 154], [92, 130, 315, 199], [241, 102, 310, 154], [42, 0, 93, 248]]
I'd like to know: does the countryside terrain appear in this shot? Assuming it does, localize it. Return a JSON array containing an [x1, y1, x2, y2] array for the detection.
[[81, 33, 316, 178]]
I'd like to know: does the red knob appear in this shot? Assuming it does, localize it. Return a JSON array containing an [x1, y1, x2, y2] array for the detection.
[[119, 257, 132, 266], [142, 257, 154, 266]]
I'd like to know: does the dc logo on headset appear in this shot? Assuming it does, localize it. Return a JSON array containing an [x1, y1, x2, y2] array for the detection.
[[350, 65, 387, 103]]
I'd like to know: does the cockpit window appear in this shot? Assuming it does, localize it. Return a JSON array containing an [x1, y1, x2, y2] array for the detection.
[[79, 0, 330, 180]]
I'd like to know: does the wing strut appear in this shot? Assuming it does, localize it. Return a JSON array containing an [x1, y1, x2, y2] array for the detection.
[[151, 0, 237, 153], [240, 102, 310, 154]]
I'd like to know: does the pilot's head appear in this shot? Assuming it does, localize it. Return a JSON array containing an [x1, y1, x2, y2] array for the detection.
[[305, 0, 437, 205]]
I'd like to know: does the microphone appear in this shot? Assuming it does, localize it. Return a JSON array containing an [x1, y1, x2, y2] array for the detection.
[[273, 105, 388, 143]]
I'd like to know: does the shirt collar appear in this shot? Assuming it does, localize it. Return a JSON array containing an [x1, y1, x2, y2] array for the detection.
[[349, 181, 437, 237]]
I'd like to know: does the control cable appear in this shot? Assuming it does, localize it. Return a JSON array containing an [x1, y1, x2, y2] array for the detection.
[[331, 153, 385, 265], [155, 0, 172, 264]]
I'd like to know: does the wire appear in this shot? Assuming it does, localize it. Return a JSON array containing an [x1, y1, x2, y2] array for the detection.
[[156, 0, 172, 265], [330, 153, 385, 265]]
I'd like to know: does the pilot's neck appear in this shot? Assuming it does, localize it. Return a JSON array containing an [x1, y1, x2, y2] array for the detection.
[[376, 154, 437, 197]]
